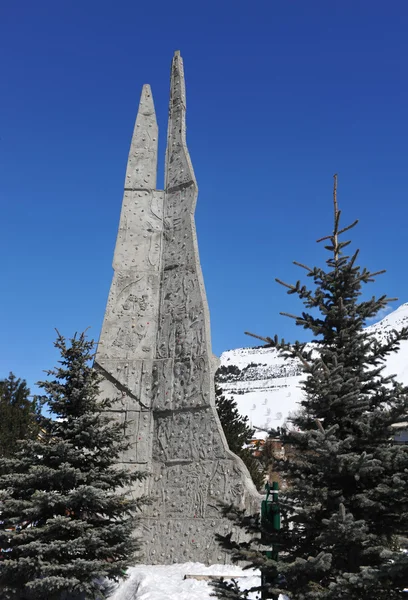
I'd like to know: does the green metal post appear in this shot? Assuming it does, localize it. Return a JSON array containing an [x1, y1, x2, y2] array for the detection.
[[261, 481, 280, 600], [271, 481, 280, 561]]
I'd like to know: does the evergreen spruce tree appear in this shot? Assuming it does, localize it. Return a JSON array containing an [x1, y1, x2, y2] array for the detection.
[[214, 176, 408, 600], [0, 332, 148, 600], [0, 373, 41, 458], [215, 385, 254, 455], [215, 385, 265, 490]]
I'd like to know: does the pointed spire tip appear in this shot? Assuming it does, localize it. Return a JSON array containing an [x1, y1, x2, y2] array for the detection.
[[138, 84, 155, 117], [141, 83, 152, 96]]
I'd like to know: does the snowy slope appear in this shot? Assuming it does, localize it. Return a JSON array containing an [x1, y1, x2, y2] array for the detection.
[[219, 303, 408, 437]]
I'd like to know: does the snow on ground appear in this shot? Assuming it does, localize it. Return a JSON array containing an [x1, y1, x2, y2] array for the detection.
[[108, 563, 262, 600]]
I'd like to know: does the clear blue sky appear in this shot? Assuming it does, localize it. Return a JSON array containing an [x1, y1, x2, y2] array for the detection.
[[1, 0, 408, 392]]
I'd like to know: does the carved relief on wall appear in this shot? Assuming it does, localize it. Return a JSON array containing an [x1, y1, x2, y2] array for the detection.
[[141, 516, 231, 564], [148, 460, 249, 519], [169, 357, 212, 410], [157, 312, 206, 360], [110, 317, 156, 359], [157, 270, 206, 359], [153, 410, 226, 463], [164, 186, 196, 226], [100, 272, 160, 360], [105, 271, 160, 317]]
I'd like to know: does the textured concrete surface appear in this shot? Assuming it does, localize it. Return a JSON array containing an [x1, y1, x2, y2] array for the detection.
[[96, 52, 260, 564]]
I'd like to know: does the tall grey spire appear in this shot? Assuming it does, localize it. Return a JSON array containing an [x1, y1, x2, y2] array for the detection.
[[126, 84, 158, 190], [95, 83, 164, 475], [165, 50, 196, 191], [96, 51, 259, 566]]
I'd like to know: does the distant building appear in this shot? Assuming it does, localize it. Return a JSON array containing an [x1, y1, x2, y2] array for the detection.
[[392, 422, 408, 444]]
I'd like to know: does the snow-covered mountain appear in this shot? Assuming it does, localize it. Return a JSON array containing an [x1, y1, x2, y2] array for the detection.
[[218, 303, 408, 438]]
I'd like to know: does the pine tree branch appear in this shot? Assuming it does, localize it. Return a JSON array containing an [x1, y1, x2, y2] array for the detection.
[[338, 219, 359, 235], [368, 270, 386, 278], [319, 360, 330, 374], [293, 261, 313, 273], [275, 278, 296, 291], [280, 312, 301, 321], [349, 248, 360, 267], [315, 419, 325, 434], [295, 352, 312, 370], [316, 234, 332, 243], [244, 331, 273, 344]]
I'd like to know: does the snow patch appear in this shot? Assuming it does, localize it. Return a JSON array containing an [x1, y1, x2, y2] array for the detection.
[[108, 563, 262, 600]]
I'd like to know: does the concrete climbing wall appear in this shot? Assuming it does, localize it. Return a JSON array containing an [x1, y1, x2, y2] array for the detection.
[[96, 52, 259, 565]]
